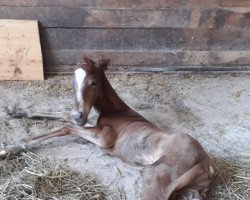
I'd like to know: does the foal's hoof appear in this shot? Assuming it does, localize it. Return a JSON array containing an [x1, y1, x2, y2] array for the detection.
[[0, 149, 8, 159], [5, 106, 30, 118], [0, 145, 26, 160]]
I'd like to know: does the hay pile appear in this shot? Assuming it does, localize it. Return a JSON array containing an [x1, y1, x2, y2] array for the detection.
[[208, 157, 250, 200], [0, 152, 249, 200], [0, 152, 121, 200]]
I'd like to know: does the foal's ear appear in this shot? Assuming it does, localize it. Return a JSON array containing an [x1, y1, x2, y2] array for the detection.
[[83, 56, 90, 63], [81, 56, 95, 71], [99, 59, 110, 71]]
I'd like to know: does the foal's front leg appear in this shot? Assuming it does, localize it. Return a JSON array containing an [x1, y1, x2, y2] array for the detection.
[[0, 123, 116, 159], [67, 123, 117, 148], [0, 125, 68, 159], [5, 106, 84, 125]]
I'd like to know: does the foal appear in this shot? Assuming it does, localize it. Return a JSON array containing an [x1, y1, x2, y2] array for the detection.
[[0, 57, 215, 200]]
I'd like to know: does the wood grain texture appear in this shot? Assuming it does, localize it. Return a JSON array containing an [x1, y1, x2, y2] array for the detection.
[[0, 1, 249, 74], [0, 0, 89, 7], [0, 19, 43, 80], [220, 0, 250, 7], [0, 7, 191, 28], [198, 9, 250, 29], [44, 65, 250, 74], [0, 7, 123, 28], [40, 28, 250, 51], [0, 6, 249, 28], [4, 0, 247, 9], [43, 50, 250, 67]]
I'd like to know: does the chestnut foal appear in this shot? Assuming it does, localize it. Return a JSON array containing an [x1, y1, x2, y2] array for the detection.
[[0, 57, 215, 200]]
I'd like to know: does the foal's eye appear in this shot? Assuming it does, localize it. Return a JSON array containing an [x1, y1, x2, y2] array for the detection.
[[91, 81, 98, 86]]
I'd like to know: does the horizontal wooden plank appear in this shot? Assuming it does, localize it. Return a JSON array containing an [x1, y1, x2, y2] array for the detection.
[[182, 51, 250, 66], [44, 65, 250, 74], [0, 7, 123, 28], [0, 7, 186, 28], [2, 0, 250, 8], [43, 50, 182, 66], [0, 6, 249, 28], [220, 0, 250, 7], [40, 28, 250, 51], [5, 0, 250, 9], [43, 50, 250, 67], [0, 0, 89, 7], [0, 7, 192, 28], [198, 9, 250, 29], [1, 6, 250, 28], [40, 28, 124, 50], [123, 9, 192, 28], [0, 0, 215, 8], [163, 0, 218, 9], [123, 0, 165, 9]]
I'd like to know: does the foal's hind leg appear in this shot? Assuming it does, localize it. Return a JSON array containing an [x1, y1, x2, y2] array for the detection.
[[142, 164, 171, 200], [165, 162, 212, 200], [0, 123, 116, 160]]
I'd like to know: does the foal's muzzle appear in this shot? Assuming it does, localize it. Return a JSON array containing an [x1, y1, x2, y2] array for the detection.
[[70, 111, 87, 126]]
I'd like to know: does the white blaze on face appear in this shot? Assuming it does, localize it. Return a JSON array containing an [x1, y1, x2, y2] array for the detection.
[[74, 68, 86, 104]]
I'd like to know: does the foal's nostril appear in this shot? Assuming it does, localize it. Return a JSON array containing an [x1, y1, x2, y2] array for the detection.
[[77, 61, 87, 68], [79, 112, 83, 118]]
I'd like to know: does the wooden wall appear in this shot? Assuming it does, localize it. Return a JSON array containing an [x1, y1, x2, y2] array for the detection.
[[0, 0, 250, 73]]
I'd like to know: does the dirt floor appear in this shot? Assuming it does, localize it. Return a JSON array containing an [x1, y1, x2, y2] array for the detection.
[[0, 73, 250, 199]]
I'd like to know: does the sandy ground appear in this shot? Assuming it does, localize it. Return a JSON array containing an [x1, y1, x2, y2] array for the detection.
[[0, 73, 250, 199]]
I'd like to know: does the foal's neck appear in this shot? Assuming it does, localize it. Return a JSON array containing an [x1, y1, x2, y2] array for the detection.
[[94, 73, 159, 128], [94, 74, 130, 114]]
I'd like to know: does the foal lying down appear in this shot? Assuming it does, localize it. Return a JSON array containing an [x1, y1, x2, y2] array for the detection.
[[0, 57, 215, 200]]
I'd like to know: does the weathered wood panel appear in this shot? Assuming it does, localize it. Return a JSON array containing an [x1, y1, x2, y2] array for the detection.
[[40, 28, 250, 51], [0, 7, 191, 28], [43, 50, 182, 66], [0, 19, 43, 80], [0, 0, 250, 73], [45, 65, 250, 74], [0, 7, 123, 28], [0, 0, 206, 8], [0, 0, 89, 7], [198, 9, 250, 29], [2, 0, 250, 9], [123, 9, 192, 28], [0, 6, 249, 28], [43, 50, 250, 67], [220, 0, 250, 7]]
